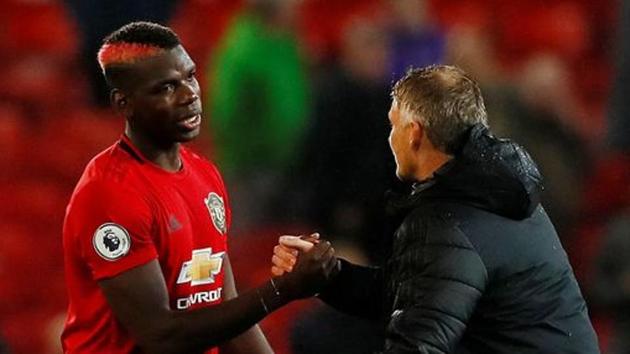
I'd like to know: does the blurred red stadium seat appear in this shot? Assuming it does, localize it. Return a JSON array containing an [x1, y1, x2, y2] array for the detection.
[[299, 0, 382, 61], [0, 179, 68, 227], [170, 0, 244, 72], [580, 153, 630, 220], [590, 313, 613, 353], [0, 57, 72, 110], [1, 306, 62, 354], [429, 0, 491, 31], [497, 2, 589, 63], [27, 108, 122, 182], [0, 0, 77, 57], [0, 103, 27, 174], [566, 223, 605, 288]]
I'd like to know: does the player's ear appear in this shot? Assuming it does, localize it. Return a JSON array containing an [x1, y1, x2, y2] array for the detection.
[[111, 89, 132, 117]]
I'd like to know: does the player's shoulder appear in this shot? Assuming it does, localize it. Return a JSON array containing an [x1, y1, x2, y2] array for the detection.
[[71, 142, 145, 201], [181, 146, 225, 181], [80, 140, 127, 175]]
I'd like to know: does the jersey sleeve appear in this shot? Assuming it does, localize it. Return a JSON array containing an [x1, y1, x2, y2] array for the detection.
[[67, 179, 158, 281]]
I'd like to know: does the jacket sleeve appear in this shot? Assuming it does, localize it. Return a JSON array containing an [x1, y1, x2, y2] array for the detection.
[[318, 259, 385, 321], [384, 215, 488, 354]]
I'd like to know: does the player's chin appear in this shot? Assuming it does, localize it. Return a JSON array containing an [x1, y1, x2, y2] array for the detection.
[[176, 126, 201, 142]]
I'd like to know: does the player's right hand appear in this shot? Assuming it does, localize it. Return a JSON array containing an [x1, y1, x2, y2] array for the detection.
[[275, 239, 339, 300], [271, 233, 319, 276]]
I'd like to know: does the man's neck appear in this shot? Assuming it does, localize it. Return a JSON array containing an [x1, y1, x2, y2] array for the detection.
[[125, 128, 181, 172], [415, 149, 453, 182]]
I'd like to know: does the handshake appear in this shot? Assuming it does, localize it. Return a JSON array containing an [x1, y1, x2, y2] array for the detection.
[[268, 233, 340, 300]]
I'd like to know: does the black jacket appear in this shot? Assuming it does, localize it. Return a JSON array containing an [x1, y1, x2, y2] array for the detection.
[[320, 125, 599, 354]]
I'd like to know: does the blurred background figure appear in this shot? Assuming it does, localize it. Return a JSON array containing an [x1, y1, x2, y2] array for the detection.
[[64, 0, 178, 106], [0, 0, 626, 353], [387, 0, 445, 80], [606, 0, 630, 152], [448, 29, 589, 237], [300, 17, 396, 262], [506, 54, 590, 236], [207, 0, 309, 233], [588, 1, 630, 353], [591, 213, 630, 354]]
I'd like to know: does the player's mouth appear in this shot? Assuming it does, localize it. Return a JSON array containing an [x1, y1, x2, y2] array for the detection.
[[178, 114, 202, 130]]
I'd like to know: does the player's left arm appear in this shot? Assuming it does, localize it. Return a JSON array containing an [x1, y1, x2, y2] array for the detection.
[[219, 256, 274, 354]]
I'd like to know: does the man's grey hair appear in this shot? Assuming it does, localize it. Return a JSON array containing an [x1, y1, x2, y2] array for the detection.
[[392, 65, 488, 154]]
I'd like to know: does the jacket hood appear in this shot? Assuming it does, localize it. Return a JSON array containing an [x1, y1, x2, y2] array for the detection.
[[408, 124, 543, 220]]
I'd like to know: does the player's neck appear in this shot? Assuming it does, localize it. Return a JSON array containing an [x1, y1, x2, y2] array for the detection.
[[125, 128, 182, 172]]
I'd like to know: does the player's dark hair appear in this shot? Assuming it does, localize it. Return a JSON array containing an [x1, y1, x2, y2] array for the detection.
[[99, 22, 181, 90], [102, 21, 180, 49]]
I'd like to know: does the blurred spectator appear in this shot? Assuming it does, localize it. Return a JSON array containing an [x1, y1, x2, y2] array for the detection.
[[388, 0, 445, 80], [449, 34, 589, 236], [446, 26, 503, 87], [507, 54, 590, 235], [64, 0, 178, 106], [207, 0, 310, 232], [0, 2, 80, 115], [590, 211, 630, 354], [606, 0, 630, 151], [445, 26, 510, 132], [301, 18, 397, 261], [517, 54, 592, 143]]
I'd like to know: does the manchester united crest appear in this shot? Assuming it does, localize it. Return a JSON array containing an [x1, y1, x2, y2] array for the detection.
[[205, 192, 226, 235]]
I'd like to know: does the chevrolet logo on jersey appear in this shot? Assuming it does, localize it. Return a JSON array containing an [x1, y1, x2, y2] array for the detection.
[[177, 248, 225, 286]]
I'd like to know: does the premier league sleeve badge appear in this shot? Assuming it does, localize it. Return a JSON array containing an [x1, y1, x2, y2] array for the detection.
[[93, 223, 132, 261]]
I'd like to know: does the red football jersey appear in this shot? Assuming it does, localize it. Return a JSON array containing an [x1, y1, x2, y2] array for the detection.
[[62, 135, 231, 354]]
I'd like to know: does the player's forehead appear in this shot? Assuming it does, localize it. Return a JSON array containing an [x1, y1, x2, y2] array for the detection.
[[133, 45, 195, 77], [129, 46, 195, 84]]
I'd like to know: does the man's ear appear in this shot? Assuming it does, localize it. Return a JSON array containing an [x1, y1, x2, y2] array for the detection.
[[110, 89, 132, 117], [409, 120, 424, 150]]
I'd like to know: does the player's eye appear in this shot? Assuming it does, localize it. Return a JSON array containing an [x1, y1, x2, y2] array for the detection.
[[161, 83, 176, 93]]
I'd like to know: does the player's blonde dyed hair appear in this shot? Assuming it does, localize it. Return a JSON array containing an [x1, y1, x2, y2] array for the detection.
[[392, 65, 488, 154]]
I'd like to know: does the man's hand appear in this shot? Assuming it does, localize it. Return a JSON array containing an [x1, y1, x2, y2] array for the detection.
[[274, 236, 338, 300], [271, 233, 319, 276]]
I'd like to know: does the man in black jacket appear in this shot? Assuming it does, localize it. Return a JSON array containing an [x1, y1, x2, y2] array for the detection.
[[272, 65, 600, 353]]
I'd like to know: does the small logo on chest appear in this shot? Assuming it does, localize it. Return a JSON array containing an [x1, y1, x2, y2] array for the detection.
[[167, 215, 183, 233], [204, 192, 227, 235]]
